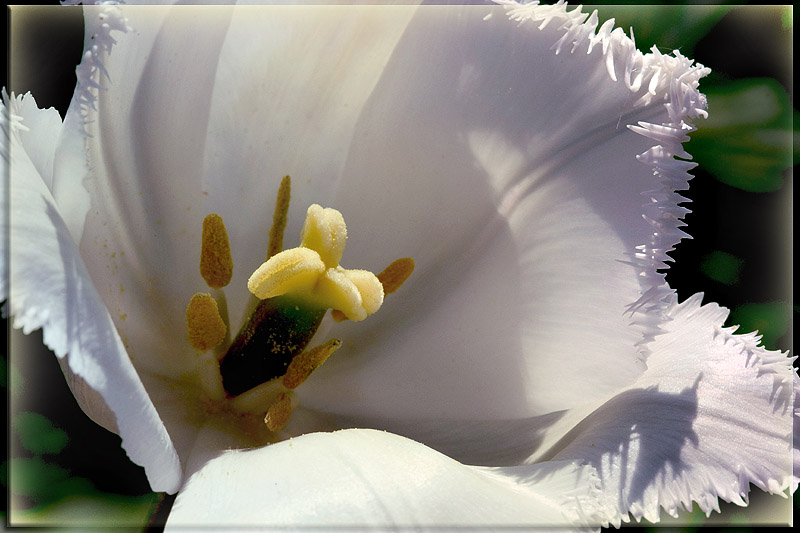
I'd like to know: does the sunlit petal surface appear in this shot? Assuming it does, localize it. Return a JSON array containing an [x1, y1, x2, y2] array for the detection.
[[167, 428, 603, 528], [4, 92, 181, 493]]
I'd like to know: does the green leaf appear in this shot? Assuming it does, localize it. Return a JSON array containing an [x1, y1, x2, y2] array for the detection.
[[689, 78, 794, 192], [12, 491, 160, 528], [727, 302, 791, 349], [700, 251, 743, 285], [8, 361, 24, 399], [780, 6, 792, 30], [13, 412, 69, 455], [9, 457, 99, 515], [587, 3, 732, 53], [9, 457, 69, 499]]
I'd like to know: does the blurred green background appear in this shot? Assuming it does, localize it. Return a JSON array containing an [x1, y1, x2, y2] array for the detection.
[[4, 2, 794, 531]]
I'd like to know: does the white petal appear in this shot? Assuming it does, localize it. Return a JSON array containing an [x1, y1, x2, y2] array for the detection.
[[167, 428, 604, 529], [546, 294, 795, 525], [199, 4, 418, 321], [5, 93, 182, 493], [794, 373, 800, 492], [71, 3, 419, 485], [300, 4, 707, 420], [78, 5, 233, 381], [2, 91, 64, 305], [51, 93, 94, 242], [4, 92, 62, 191], [77, 4, 418, 381]]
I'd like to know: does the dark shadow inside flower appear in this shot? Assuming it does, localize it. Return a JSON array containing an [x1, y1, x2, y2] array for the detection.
[[47, 200, 123, 433], [318, 408, 568, 468], [47, 200, 182, 490]]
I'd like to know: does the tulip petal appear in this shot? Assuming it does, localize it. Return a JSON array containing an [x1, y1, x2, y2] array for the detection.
[[167, 428, 604, 529], [4, 93, 182, 493], [544, 294, 796, 525], [68, 4, 421, 488], [199, 4, 419, 319], [299, 4, 707, 421], [77, 4, 235, 382], [1, 91, 64, 304], [77, 4, 418, 381]]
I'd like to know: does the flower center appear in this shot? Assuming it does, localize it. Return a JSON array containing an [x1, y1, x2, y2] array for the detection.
[[185, 176, 414, 432]]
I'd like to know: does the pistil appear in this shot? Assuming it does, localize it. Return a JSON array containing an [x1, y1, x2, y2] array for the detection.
[[185, 175, 414, 434], [220, 295, 327, 396]]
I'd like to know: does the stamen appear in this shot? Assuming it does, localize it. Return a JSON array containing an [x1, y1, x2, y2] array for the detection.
[[229, 379, 285, 414], [197, 355, 225, 401], [264, 392, 295, 432], [186, 293, 227, 351], [212, 290, 231, 357], [267, 175, 291, 260], [282, 338, 342, 389], [200, 213, 233, 289], [378, 257, 415, 295]]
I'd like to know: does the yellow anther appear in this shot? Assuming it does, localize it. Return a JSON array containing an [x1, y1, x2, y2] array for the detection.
[[267, 175, 291, 260], [300, 204, 347, 268], [264, 392, 294, 432], [378, 257, 415, 295], [248, 247, 325, 300], [200, 213, 233, 289], [186, 293, 227, 351], [282, 338, 342, 390]]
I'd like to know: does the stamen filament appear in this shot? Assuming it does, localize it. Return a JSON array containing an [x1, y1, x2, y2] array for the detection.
[[282, 338, 342, 389], [267, 175, 291, 260], [229, 378, 286, 414], [200, 213, 234, 289], [211, 289, 231, 361], [197, 354, 226, 401]]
